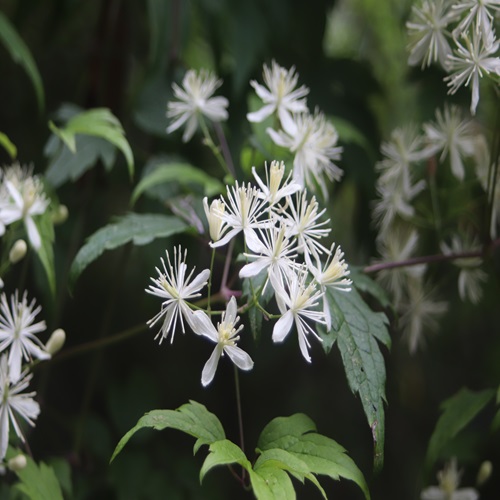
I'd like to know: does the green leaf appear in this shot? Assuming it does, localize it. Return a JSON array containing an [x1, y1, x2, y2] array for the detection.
[[318, 287, 390, 473], [10, 454, 63, 500], [350, 267, 392, 310], [111, 400, 226, 463], [200, 439, 251, 483], [34, 212, 56, 296], [425, 387, 495, 471], [257, 414, 370, 499], [0, 12, 44, 112], [249, 464, 296, 500], [69, 213, 188, 287], [0, 131, 17, 159], [48, 107, 134, 180], [131, 162, 224, 205]]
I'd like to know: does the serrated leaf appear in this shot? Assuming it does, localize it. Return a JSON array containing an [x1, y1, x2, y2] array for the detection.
[[48, 107, 134, 180], [319, 287, 390, 473], [111, 400, 225, 463], [257, 414, 370, 499], [200, 439, 251, 483], [131, 163, 224, 205], [0, 12, 44, 112], [69, 213, 188, 287], [9, 453, 63, 500], [0, 131, 17, 159], [425, 388, 495, 471], [350, 267, 392, 309]]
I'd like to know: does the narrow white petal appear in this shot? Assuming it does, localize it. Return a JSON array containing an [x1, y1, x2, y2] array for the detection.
[[201, 345, 222, 386], [247, 104, 275, 123], [190, 311, 218, 341], [225, 345, 254, 371], [272, 311, 294, 343], [239, 259, 269, 278], [25, 216, 41, 250]]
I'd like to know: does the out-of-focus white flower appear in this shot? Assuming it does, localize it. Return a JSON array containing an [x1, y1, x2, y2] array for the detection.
[[209, 182, 267, 250], [441, 235, 486, 304], [272, 268, 325, 362], [247, 61, 309, 134], [406, 0, 456, 69], [283, 190, 331, 265], [267, 110, 343, 198], [423, 104, 476, 180], [445, 29, 500, 115], [0, 355, 40, 462], [399, 277, 448, 354], [166, 69, 229, 143], [0, 291, 50, 384], [45, 328, 66, 355], [9, 239, 27, 264], [146, 246, 210, 344], [452, 0, 500, 43], [251, 161, 301, 206], [421, 458, 479, 500], [191, 297, 253, 386], [0, 164, 49, 250], [375, 226, 425, 306], [203, 197, 227, 242], [310, 243, 352, 330]]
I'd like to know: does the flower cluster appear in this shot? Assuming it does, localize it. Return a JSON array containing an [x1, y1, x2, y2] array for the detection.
[[0, 164, 49, 251], [371, 100, 496, 351], [407, 0, 500, 114], [147, 159, 352, 385], [0, 290, 58, 463]]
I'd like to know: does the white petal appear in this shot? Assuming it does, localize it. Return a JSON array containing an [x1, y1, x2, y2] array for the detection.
[[272, 311, 294, 343], [25, 216, 41, 250], [266, 127, 290, 148], [247, 104, 275, 123], [239, 259, 269, 279], [453, 489, 479, 500], [201, 345, 222, 386], [225, 345, 254, 371], [420, 487, 445, 500], [190, 311, 218, 341], [225, 296, 238, 324], [0, 405, 9, 461]]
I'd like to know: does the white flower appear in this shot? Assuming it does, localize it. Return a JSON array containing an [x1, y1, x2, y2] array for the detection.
[[421, 458, 479, 500], [399, 277, 448, 354], [0, 291, 50, 384], [267, 110, 343, 198], [445, 29, 500, 115], [209, 182, 267, 250], [239, 223, 299, 290], [310, 243, 352, 330], [0, 164, 49, 250], [0, 354, 40, 462], [406, 0, 456, 69], [283, 190, 331, 265], [247, 60, 309, 134], [423, 104, 476, 180], [272, 268, 325, 362], [203, 197, 227, 242], [441, 235, 486, 303], [251, 161, 301, 206], [166, 69, 229, 142], [191, 297, 253, 386], [146, 246, 210, 344], [452, 0, 500, 43]]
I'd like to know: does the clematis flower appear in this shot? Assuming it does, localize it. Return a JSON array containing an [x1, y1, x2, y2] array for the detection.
[[146, 246, 210, 344], [247, 60, 309, 134], [0, 291, 50, 384], [421, 458, 479, 500], [452, 0, 500, 43], [251, 161, 301, 207], [166, 69, 229, 143], [445, 29, 500, 115], [190, 297, 254, 386], [267, 110, 343, 198], [272, 268, 325, 362], [0, 164, 49, 250], [0, 354, 40, 462]]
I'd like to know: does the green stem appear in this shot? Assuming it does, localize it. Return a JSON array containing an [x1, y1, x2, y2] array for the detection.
[[199, 118, 232, 179], [233, 365, 246, 483]]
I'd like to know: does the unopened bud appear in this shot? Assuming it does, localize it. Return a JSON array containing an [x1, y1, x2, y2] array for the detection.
[[52, 204, 68, 225], [203, 197, 226, 242], [8, 454, 27, 471], [9, 239, 27, 264], [477, 460, 492, 486], [45, 328, 66, 355]]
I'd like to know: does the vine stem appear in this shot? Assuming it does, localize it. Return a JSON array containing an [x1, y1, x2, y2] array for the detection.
[[213, 121, 235, 178], [199, 118, 232, 179], [233, 365, 246, 483], [363, 237, 500, 274]]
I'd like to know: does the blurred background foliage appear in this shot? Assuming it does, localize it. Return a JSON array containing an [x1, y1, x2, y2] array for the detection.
[[0, 0, 499, 498]]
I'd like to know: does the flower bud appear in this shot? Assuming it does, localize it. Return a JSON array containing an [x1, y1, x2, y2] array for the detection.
[[52, 204, 68, 225], [8, 454, 27, 471], [203, 197, 226, 242], [476, 460, 492, 486], [9, 239, 27, 264], [45, 328, 66, 355]]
